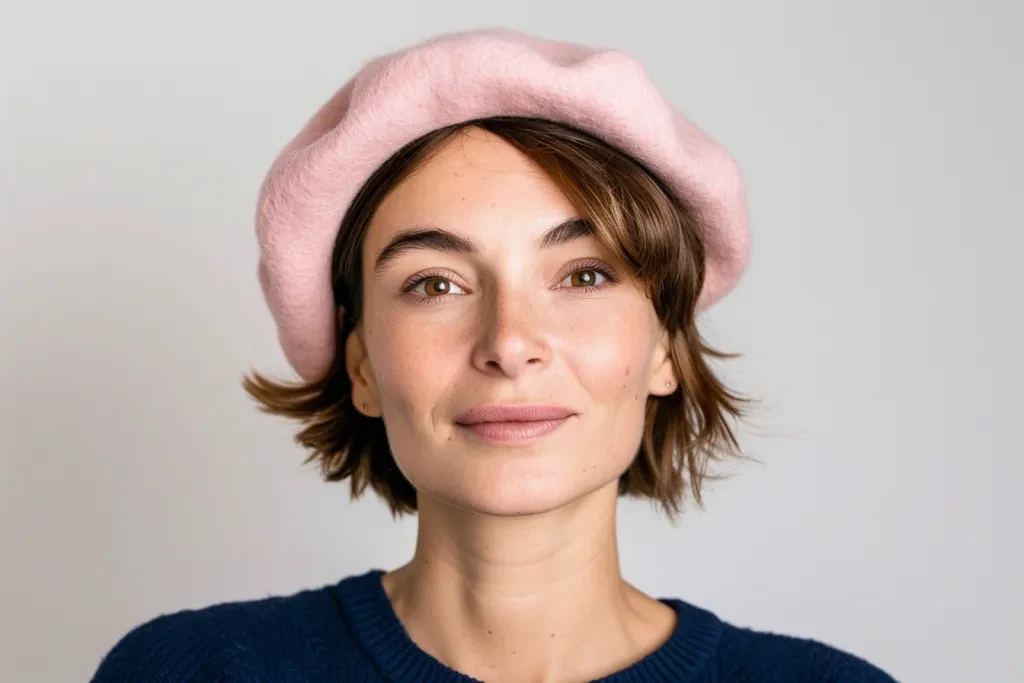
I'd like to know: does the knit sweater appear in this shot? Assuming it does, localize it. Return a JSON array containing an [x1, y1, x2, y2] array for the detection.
[[89, 569, 897, 682]]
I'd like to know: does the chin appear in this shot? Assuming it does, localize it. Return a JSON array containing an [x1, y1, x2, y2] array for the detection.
[[428, 461, 615, 518], [459, 490, 575, 518]]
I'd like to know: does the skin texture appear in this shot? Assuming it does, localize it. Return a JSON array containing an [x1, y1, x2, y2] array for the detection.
[[345, 126, 680, 683]]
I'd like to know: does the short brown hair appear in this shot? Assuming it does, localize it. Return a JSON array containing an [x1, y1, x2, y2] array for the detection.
[[243, 116, 752, 518]]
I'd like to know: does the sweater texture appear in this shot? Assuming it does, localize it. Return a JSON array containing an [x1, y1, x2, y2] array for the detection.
[[90, 569, 897, 682]]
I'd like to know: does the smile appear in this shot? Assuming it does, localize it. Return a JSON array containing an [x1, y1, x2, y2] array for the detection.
[[455, 417, 573, 443]]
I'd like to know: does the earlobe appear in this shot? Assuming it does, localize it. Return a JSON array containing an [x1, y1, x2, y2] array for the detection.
[[648, 326, 678, 396], [344, 316, 381, 417], [649, 359, 678, 396]]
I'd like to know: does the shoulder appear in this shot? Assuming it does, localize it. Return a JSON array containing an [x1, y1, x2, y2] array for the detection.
[[714, 619, 899, 682], [90, 583, 349, 683]]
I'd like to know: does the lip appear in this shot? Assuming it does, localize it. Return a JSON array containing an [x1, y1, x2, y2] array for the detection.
[[454, 404, 576, 424], [453, 404, 577, 444]]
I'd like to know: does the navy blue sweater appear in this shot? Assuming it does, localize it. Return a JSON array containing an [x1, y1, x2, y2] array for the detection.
[[90, 569, 897, 682]]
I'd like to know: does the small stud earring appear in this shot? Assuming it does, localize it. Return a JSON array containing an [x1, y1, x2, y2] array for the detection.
[[665, 381, 673, 389]]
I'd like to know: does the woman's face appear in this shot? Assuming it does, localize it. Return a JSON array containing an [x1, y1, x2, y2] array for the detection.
[[348, 126, 676, 516]]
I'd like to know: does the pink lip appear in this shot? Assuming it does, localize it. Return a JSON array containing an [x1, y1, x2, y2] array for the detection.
[[453, 404, 577, 444], [455, 404, 576, 424]]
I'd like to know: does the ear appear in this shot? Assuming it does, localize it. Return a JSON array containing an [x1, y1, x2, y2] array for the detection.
[[647, 323, 678, 397], [342, 306, 381, 417]]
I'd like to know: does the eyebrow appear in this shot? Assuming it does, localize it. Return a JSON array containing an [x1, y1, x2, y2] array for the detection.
[[373, 217, 595, 273]]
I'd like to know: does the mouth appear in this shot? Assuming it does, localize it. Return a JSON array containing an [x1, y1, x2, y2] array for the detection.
[[453, 404, 577, 444]]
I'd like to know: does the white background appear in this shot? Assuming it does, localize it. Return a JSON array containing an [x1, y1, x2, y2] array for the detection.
[[2, 1, 1021, 681]]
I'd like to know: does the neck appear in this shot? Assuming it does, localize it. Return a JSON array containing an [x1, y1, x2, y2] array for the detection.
[[381, 483, 677, 683]]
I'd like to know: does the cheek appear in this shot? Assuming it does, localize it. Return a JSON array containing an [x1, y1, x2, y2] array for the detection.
[[559, 299, 656, 404], [362, 303, 475, 491], [363, 304, 470, 425]]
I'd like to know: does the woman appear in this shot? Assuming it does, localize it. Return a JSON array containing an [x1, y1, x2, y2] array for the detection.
[[91, 28, 896, 682]]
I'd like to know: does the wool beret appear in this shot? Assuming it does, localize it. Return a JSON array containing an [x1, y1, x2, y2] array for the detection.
[[255, 27, 750, 381]]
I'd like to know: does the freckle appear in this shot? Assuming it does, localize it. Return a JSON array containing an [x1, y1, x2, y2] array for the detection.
[[634, 392, 639, 400], [488, 630, 492, 635], [550, 633, 555, 638], [625, 367, 631, 376]]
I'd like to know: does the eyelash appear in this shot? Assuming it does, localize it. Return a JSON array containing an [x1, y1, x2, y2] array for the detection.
[[400, 259, 620, 304]]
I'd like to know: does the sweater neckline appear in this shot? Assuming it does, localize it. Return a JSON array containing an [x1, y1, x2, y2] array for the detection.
[[331, 568, 722, 683]]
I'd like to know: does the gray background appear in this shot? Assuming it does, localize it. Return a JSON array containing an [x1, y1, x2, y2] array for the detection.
[[2, 1, 1021, 681]]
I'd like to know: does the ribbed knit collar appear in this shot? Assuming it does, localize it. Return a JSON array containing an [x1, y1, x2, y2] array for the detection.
[[332, 569, 722, 683]]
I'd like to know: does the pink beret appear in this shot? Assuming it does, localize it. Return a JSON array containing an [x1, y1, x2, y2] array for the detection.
[[255, 27, 750, 382]]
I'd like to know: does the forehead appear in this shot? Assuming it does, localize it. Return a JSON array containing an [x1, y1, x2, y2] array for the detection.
[[367, 127, 579, 247]]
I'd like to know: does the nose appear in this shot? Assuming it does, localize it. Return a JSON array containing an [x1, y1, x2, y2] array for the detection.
[[471, 287, 552, 378]]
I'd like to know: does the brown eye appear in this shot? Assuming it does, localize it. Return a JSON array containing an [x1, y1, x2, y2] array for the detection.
[[422, 277, 450, 296], [567, 269, 605, 287], [409, 276, 465, 298]]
